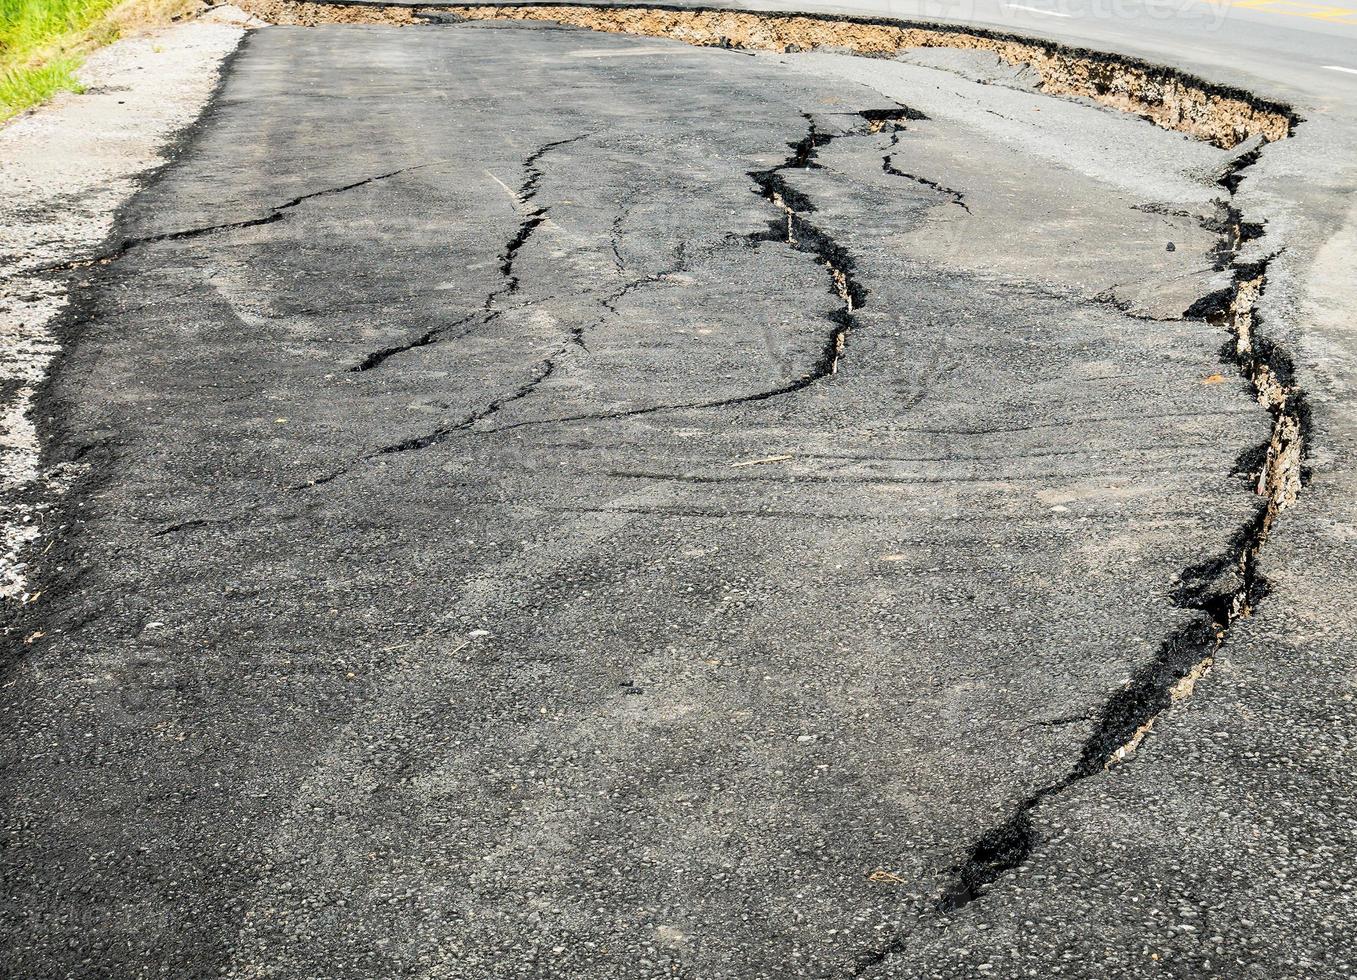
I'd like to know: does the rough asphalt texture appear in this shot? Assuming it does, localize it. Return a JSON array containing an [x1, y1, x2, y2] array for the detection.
[[3, 21, 1350, 980]]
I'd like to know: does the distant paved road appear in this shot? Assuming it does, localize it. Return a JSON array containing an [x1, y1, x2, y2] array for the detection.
[[715, 0, 1357, 100]]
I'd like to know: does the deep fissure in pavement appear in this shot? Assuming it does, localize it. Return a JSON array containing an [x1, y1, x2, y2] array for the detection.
[[493, 135, 587, 298], [744, 111, 873, 380], [857, 144, 1312, 942]]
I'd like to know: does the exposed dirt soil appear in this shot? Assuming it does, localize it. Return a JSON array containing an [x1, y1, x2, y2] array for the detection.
[[238, 0, 1295, 147]]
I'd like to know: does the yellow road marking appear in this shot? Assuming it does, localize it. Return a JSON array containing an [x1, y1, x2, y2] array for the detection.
[[1227, 0, 1357, 22]]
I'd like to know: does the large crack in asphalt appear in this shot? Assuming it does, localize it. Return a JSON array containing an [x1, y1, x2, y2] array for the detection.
[[742, 111, 869, 378], [346, 136, 586, 374], [34, 167, 420, 275], [874, 109, 971, 213], [847, 138, 1310, 976], [490, 135, 587, 305]]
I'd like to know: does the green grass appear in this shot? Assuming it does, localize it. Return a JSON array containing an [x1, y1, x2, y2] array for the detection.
[[0, 0, 128, 119], [1, 0, 120, 54], [0, 52, 84, 111]]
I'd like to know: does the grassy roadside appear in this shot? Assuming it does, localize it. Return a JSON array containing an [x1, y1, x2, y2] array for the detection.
[[1, 0, 200, 121]]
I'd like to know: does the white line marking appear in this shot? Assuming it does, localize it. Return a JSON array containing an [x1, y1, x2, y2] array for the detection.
[[1323, 65, 1357, 75], [1007, 3, 1076, 14]]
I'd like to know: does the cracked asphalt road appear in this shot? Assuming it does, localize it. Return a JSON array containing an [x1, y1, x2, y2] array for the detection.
[[3, 18, 1347, 979]]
